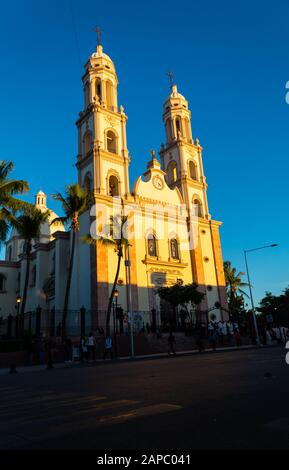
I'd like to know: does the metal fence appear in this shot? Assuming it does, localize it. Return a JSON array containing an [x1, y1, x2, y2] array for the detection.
[[0, 308, 156, 339]]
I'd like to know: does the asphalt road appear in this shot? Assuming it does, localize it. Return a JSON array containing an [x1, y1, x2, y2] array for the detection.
[[0, 346, 288, 450]]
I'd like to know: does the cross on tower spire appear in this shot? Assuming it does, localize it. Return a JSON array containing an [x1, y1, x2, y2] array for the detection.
[[93, 26, 102, 46], [167, 71, 174, 89]]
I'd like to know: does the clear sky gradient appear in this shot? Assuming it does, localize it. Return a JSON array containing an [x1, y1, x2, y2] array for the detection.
[[0, 0, 288, 306]]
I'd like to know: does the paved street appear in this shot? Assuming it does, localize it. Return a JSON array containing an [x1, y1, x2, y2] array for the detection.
[[0, 346, 288, 450]]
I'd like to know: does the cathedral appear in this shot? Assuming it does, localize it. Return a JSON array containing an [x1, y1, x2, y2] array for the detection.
[[0, 41, 228, 332]]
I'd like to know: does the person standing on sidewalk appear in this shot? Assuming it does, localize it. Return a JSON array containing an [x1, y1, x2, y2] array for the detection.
[[87, 332, 96, 361], [168, 332, 176, 356], [103, 336, 113, 360], [80, 336, 88, 362], [208, 323, 217, 351], [234, 329, 242, 347]]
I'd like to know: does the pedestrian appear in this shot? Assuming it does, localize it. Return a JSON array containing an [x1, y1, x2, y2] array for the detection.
[[208, 323, 217, 351], [221, 321, 227, 344], [234, 329, 242, 347], [103, 335, 113, 360], [80, 336, 88, 362], [274, 326, 282, 344], [218, 321, 224, 345], [266, 328, 272, 346], [86, 332, 96, 361], [227, 321, 234, 345], [168, 332, 176, 356]]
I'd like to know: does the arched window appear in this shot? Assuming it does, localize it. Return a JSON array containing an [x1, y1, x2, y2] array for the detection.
[[175, 117, 182, 137], [108, 175, 119, 196], [84, 133, 92, 155], [193, 198, 203, 218], [167, 161, 178, 184], [106, 81, 113, 109], [165, 120, 172, 143], [147, 234, 157, 257], [189, 161, 197, 180], [0, 274, 6, 292], [170, 239, 180, 260], [106, 130, 117, 154], [83, 172, 92, 191], [95, 78, 102, 102], [185, 119, 191, 141]]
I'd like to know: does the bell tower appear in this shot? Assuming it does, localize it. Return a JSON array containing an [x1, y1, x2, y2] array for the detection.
[[76, 38, 130, 198], [160, 82, 210, 220], [160, 81, 228, 319]]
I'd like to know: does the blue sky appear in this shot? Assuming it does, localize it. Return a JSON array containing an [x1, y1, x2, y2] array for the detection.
[[0, 0, 288, 305]]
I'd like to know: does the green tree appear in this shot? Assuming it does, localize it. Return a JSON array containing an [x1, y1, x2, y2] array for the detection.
[[83, 214, 129, 336], [223, 260, 249, 317], [0, 160, 29, 243], [257, 288, 289, 326], [11, 207, 50, 325], [51, 184, 90, 338], [157, 282, 204, 326]]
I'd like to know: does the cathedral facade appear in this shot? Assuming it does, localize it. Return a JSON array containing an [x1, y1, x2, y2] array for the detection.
[[0, 43, 228, 331]]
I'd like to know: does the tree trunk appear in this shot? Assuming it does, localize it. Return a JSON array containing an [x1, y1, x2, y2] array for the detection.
[[106, 249, 122, 337], [20, 241, 31, 335], [62, 229, 76, 340]]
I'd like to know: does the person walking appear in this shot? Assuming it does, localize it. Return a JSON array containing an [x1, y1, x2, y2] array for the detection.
[[80, 336, 88, 362], [266, 328, 272, 346], [168, 332, 176, 356], [234, 329, 242, 347], [208, 322, 217, 351], [86, 332, 96, 361], [103, 336, 113, 360], [218, 321, 224, 345]]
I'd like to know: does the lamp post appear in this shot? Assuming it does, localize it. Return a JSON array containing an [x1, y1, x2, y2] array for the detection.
[[16, 295, 21, 337], [113, 289, 118, 358], [244, 244, 278, 345], [125, 244, 134, 359]]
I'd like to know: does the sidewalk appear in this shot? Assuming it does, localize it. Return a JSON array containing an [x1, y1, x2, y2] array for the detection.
[[0, 343, 279, 376]]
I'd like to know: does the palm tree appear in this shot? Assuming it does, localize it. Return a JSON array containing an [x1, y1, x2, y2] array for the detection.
[[223, 260, 249, 315], [11, 207, 50, 327], [83, 214, 129, 336], [0, 160, 29, 243], [51, 184, 90, 338]]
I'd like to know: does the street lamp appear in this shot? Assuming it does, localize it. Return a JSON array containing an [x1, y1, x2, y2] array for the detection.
[[15, 296, 21, 337], [16, 295, 21, 312], [113, 289, 119, 358], [125, 244, 134, 359], [244, 243, 278, 345]]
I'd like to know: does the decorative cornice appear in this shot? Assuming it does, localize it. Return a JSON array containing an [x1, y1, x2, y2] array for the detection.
[[142, 256, 188, 268]]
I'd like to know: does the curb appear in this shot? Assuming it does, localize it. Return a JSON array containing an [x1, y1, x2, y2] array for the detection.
[[0, 343, 282, 376]]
